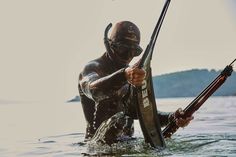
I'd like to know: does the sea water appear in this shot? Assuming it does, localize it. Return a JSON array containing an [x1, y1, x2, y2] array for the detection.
[[0, 96, 236, 156]]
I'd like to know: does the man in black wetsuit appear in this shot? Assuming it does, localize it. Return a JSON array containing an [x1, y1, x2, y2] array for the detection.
[[78, 21, 193, 145]]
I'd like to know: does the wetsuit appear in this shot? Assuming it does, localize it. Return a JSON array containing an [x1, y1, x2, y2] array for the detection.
[[78, 52, 171, 145]]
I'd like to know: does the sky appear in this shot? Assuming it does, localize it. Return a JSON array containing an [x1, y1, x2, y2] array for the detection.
[[0, 0, 235, 102]]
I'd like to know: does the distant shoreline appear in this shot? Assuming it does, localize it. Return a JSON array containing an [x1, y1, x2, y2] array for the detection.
[[69, 69, 236, 102]]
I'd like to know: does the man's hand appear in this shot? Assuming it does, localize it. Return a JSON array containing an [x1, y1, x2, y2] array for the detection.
[[173, 108, 194, 128], [125, 66, 146, 86]]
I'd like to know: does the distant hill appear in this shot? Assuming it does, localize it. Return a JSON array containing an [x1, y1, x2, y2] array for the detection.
[[153, 69, 236, 98], [67, 95, 80, 102], [70, 69, 236, 101]]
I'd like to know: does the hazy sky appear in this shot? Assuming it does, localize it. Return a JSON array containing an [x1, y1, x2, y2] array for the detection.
[[0, 0, 235, 102]]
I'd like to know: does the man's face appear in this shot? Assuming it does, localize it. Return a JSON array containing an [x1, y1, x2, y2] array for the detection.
[[114, 42, 142, 65]]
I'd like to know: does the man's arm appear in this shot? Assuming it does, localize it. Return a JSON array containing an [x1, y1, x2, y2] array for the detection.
[[159, 109, 194, 128], [158, 111, 172, 127], [79, 62, 127, 102]]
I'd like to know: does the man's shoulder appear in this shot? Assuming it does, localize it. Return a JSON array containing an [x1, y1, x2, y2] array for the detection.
[[82, 56, 104, 74], [84, 59, 101, 70]]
